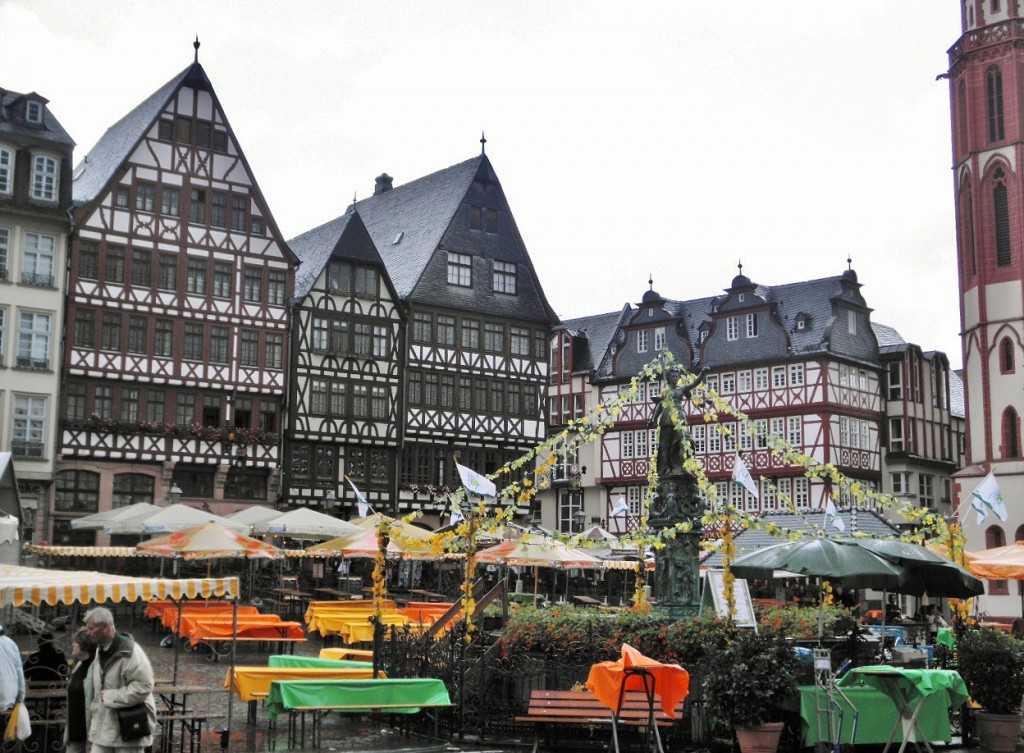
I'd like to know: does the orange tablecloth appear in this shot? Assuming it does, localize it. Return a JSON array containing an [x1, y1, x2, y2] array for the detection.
[[587, 644, 689, 719], [187, 615, 305, 645], [175, 611, 280, 637], [226, 666, 382, 701], [162, 605, 260, 632]]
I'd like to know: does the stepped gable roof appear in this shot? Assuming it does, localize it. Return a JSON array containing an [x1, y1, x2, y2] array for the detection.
[[352, 156, 483, 299], [701, 509, 900, 568], [0, 89, 74, 146], [289, 210, 386, 302], [72, 63, 202, 205], [558, 307, 631, 375]]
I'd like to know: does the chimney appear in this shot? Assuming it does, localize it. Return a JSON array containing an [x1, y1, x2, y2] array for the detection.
[[374, 173, 393, 195]]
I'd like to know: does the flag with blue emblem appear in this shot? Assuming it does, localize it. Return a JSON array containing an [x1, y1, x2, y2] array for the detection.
[[970, 472, 1007, 525], [456, 462, 497, 498]]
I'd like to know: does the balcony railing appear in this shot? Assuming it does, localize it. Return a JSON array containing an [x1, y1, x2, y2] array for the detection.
[[21, 271, 54, 287], [16, 356, 49, 370]]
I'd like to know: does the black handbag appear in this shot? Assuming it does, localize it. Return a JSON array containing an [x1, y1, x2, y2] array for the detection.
[[115, 703, 151, 741]]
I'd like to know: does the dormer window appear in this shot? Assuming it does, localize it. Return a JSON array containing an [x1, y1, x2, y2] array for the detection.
[[796, 319, 806, 331], [25, 101, 43, 124], [746, 313, 758, 338], [469, 206, 498, 233], [654, 327, 666, 351], [31, 154, 59, 202], [738, 293, 745, 302], [726, 316, 739, 341], [637, 330, 649, 353]]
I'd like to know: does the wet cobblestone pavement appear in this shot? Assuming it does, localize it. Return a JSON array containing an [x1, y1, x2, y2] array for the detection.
[[10, 603, 519, 753]]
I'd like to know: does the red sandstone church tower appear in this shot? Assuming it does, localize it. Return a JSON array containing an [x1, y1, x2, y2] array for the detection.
[[948, 0, 1024, 615]]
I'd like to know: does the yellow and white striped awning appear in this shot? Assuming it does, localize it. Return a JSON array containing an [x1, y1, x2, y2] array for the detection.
[[26, 544, 153, 557], [0, 564, 238, 607]]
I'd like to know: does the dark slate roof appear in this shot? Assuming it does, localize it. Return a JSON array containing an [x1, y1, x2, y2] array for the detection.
[[0, 89, 74, 146], [558, 308, 630, 375], [72, 64, 201, 205], [872, 322, 907, 349], [702, 509, 900, 568], [290, 211, 358, 301], [351, 157, 482, 298]]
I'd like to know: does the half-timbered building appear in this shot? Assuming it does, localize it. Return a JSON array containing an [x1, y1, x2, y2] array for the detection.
[[56, 55, 297, 543], [289, 155, 557, 519], [540, 267, 964, 536], [286, 209, 405, 514], [0, 88, 74, 543]]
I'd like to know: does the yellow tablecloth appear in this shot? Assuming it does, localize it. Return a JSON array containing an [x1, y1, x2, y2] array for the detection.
[[226, 666, 381, 701]]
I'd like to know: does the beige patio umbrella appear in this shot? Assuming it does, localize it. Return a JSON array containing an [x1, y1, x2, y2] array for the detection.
[[476, 535, 603, 599], [352, 513, 438, 542]]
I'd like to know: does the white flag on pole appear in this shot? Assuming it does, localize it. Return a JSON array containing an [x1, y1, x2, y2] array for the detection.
[[825, 498, 846, 532], [449, 504, 465, 526], [970, 472, 1008, 525], [346, 476, 373, 517], [609, 495, 629, 518], [731, 454, 760, 500], [455, 462, 497, 498]]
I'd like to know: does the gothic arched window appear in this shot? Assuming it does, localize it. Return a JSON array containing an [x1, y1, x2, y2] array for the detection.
[[1001, 337, 1015, 373], [993, 168, 1012, 266], [1003, 406, 1021, 458], [987, 65, 1005, 142]]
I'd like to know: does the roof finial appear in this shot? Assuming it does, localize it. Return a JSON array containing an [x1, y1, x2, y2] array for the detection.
[[737, 258, 743, 275], [193, 36, 200, 64], [847, 255, 853, 270], [480, 131, 487, 155], [648, 274, 653, 291], [351, 191, 357, 208]]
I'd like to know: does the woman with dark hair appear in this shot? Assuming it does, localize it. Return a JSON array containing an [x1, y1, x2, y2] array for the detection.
[[64, 627, 96, 753]]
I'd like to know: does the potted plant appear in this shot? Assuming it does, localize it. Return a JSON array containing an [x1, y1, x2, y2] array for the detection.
[[702, 624, 800, 753], [956, 626, 1024, 752]]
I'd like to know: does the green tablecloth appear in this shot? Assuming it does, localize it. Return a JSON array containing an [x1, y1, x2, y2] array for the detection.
[[792, 684, 953, 747], [268, 655, 373, 669], [936, 628, 955, 650], [845, 666, 968, 708], [265, 678, 451, 722]]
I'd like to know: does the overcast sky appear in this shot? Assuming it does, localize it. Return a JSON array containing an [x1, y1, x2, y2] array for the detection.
[[1, 2, 967, 368]]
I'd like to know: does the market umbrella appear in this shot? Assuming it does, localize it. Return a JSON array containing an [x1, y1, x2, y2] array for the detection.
[[104, 503, 248, 535], [306, 528, 438, 559], [137, 521, 283, 561], [351, 514, 438, 543], [964, 541, 1024, 580], [71, 502, 161, 530], [253, 508, 360, 541], [855, 538, 984, 598], [225, 505, 281, 528], [476, 535, 603, 600]]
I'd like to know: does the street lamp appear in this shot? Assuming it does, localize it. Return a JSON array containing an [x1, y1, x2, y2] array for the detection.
[[168, 483, 183, 505], [573, 509, 587, 533]]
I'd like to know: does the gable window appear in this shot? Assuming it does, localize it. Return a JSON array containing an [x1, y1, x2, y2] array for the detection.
[[412, 312, 432, 343], [637, 330, 649, 353], [493, 261, 517, 294], [118, 186, 132, 208], [31, 154, 58, 202], [186, 258, 207, 295], [353, 266, 377, 298], [726, 316, 738, 341], [17, 311, 50, 368], [987, 65, 1005, 143], [243, 267, 262, 302], [994, 168, 1012, 266], [746, 313, 758, 338], [1001, 337, 1016, 373], [461, 319, 479, 349], [1003, 407, 1021, 458], [654, 327, 666, 351], [0, 146, 12, 194], [161, 187, 180, 217], [251, 216, 264, 235], [447, 252, 472, 287], [437, 316, 456, 346], [131, 250, 151, 287], [22, 233, 55, 286], [73, 309, 95, 348], [183, 323, 203, 360], [329, 262, 351, 294], [189, 188, 207, 225], [887, 361, 903, 399], [231, 196, 247, 231], [213, 262, 232, 298], [105, 245, 125, 284], [136, 183, 155, 212]]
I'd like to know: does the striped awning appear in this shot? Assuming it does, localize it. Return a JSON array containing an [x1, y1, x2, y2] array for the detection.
[[0, 564, 238, 607], [26, 544, 153, 557]]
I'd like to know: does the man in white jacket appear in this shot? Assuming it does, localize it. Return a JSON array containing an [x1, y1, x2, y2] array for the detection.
[[84, 607, 156, 753]]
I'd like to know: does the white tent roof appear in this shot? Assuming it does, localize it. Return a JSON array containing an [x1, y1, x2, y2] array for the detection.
[[0, 564, 238, 607], [71, 502, 161, 530], [104, 503, 248, 534], [225, 505, 281, 526], [253, 508, 360, 540]]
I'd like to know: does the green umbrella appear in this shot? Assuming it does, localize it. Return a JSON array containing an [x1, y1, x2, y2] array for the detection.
[[730, 538, 904, 590], [854, 538, 984, 598]]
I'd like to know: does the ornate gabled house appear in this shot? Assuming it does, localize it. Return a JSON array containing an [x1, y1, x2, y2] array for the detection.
[[286, 209, 405, 514], [291, 154, 557, 519], [56, 52, 297, 544], [0, 88, 74, 543], [539, 267, 964, 538]]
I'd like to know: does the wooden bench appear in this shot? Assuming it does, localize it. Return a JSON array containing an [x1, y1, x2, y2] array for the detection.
[[516, 688, 684, 753]]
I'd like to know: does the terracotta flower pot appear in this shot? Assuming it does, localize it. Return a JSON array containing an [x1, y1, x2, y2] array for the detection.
[[976, 710, 1022, 753], [735, 722, 785, 753]]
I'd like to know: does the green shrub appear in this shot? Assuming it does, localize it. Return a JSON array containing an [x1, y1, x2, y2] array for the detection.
[[957, 627, 1024, 714]]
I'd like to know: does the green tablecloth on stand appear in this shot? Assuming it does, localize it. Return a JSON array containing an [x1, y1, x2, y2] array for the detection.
[[792, 684, 953, 747], [268, 654, 373, 669], [265, 678, 451, 722]]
